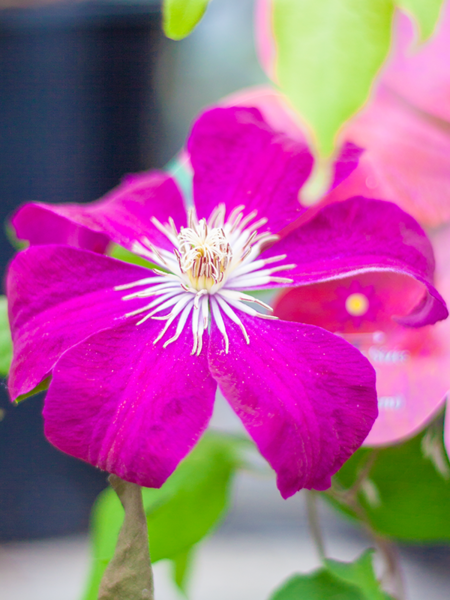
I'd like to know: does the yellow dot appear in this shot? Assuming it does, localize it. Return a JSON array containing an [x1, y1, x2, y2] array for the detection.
[[345, 293, 369, 317]]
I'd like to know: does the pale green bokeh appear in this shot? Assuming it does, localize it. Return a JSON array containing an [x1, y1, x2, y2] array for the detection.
[[273, 0, 395, 158], [163, 0, 212, 40]]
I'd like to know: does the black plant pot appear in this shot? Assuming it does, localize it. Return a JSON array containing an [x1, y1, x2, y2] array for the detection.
[[0, 0, 165, 540]]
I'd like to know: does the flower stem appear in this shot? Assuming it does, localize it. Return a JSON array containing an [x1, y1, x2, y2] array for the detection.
[[373, 532, 406, 600], [98, 475, 154, 600], [306, 490, 326, 561]]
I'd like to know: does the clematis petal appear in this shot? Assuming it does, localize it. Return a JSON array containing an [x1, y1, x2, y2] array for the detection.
[[364, 325, 449, 446], [7, 245, 156, 400], [187, 105, 313, 234], [11, 171, 187, 252], [336, 86, 450, 227], [207, 312, 377, 499], [274, 272, 450, 446], [430, 224, 450, 459], [274, 272, 425, 334], [261, 197, 448, 327], [43, 318, 216, 488], [382, 8, 450, 124]]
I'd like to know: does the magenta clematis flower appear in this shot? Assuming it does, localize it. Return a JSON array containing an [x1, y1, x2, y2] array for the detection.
[[255, 0, 450, 227], [7, 107, 447, 497]]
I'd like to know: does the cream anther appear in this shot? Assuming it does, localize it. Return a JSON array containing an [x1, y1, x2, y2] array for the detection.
[[177, 215, 232, 290]]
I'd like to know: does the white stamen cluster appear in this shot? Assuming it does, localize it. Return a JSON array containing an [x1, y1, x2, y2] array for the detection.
[[176, 210, 231, 290], [116, 204, 295, 354]]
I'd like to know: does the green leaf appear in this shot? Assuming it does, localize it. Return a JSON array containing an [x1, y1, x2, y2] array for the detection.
[[270, 551, 392, 600], [273, 0, 395, 157], [269, 569, 366, 600], [329, 414, 450, 541], [326, 550, 390, 600], [4, 221, 27, 251], [144, 431, 242, 561], [172, 547, 195, 594], [163, 0, 211, 40], [109, 244, 155, 269], [82, 431, 241, 600], [15, 375, 52, 403], [0, 297, 12, 377], [396, 0, 444, 42]]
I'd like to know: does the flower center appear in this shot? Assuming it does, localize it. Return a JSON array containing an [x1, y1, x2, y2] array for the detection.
[[116, 204, 296, 355], [176, 221, 232, 292]]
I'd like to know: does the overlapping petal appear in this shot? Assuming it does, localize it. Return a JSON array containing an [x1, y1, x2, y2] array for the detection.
[[365, 325, 449, 445], [208, 312, 377, 499], [7, 245, 154, 400], [274, 270, 450, 447], [338, 86, 450, 227], [261, 197, 448, 327], [12, 171, 187, 252], [43, 319, 216, 488]]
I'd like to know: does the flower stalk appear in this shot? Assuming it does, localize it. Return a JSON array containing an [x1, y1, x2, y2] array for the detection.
[[98, 475, 154, 600], [305, 491, 326, 561]]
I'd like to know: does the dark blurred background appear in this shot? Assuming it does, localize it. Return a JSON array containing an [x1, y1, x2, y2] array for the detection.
[[0, 0, 164, 540]]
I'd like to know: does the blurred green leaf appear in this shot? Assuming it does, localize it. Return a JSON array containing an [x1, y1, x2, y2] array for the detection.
[[270, 570, 366, 600], [82, 431, 242, 600], [172, 547, 195, 594], [273, 0, 394, 157], [163, 0, 211, 40], [270, 551, 392, 600], [4, 222, 27, 252], [83, 475, 123, 600], [396, 0, 444, 42], [326, 550, 391, 600], [0, 297, 12, 377], [329, 415, 450, 541], [144, 432, 243, 562]]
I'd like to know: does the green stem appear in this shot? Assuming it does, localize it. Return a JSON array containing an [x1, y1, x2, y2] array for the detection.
[[372, 532, 406, 600], [306, 490, 326, 561], [98, 475, 154, 600]]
